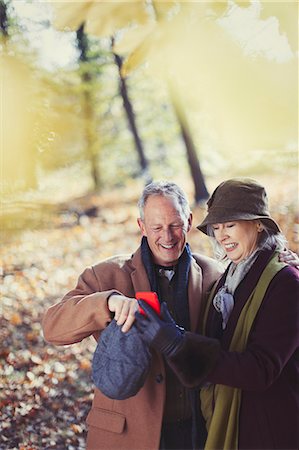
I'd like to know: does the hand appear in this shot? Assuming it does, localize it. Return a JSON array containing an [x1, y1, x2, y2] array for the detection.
[[135, 300, 184, 357], [108, 294, 138, 332], [279, 249, 299, 268]]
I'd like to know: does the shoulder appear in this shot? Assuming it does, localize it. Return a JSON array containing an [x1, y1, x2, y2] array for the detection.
[[191, 252, 224, 277], [89, 254, 135, 282], [93, 254, 133, 272], [261, 265, 299, 312], [271, 264, 299, 288]]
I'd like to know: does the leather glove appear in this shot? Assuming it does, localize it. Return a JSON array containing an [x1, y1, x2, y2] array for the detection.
[[135, 300, 185, 357]]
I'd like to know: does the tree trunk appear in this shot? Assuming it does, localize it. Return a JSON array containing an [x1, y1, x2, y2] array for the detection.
[[112, 43, 151, 184], [150, 3, 208, 203], [171, 93, 209, 204], [0, 0, 8, 38], [76, 24, 100, 189]]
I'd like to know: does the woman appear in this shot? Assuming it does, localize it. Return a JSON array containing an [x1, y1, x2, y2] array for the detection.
[[135, 178, 299, 450]]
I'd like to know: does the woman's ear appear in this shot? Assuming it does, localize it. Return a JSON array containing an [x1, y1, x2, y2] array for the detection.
[[256, 221, 263, 233]]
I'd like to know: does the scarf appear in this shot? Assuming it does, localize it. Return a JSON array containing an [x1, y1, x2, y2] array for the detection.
[[140, 236, 192, 330], [213, 249, 260, 329]]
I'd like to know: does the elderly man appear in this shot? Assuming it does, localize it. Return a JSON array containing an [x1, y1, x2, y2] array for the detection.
[[42, 181, 222, 450]]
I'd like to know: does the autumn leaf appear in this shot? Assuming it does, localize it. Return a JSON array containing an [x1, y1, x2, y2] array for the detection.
[[10, 312, 22, 325], [260, 0, 298, 52]]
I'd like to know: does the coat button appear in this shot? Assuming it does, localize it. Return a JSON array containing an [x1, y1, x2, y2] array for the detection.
[[155, 374, 164, 383]]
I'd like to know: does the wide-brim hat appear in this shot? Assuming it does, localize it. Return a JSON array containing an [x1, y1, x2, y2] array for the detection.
[[197, 178, 281, 235]]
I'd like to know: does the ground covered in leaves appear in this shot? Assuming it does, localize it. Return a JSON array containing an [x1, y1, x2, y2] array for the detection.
[[1, 177, 298, 450]]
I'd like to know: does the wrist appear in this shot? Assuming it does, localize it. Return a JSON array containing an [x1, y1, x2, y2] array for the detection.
[[107, 291, 121, 315], [152, 326, 185, 357]]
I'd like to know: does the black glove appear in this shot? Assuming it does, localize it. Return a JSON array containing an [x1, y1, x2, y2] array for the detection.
[[135, 300, 185, 357]]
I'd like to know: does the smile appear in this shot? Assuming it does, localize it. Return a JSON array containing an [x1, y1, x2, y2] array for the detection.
[[160, 244, 176, 249], [224, 243, 237, 250]]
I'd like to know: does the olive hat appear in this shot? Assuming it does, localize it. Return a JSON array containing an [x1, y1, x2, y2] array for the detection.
[[197, 178, 281, 235]]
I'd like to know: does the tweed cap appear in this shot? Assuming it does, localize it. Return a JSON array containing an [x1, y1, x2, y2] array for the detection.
[[92, 319, 151, 400], [197, 178, 280, 235]]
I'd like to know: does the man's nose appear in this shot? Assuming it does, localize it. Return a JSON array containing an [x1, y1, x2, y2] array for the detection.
[[161, 228, 173, 241]]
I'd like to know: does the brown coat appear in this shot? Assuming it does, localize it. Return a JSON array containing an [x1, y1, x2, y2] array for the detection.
[[42, 246, 222, 450]]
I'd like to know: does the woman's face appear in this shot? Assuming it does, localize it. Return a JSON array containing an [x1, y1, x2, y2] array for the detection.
[[211, 220, 261, 264]]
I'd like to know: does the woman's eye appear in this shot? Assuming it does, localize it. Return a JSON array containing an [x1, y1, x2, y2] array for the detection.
[[226, 223, 235, 228]]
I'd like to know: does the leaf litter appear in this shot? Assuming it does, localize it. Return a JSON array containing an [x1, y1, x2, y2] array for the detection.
[[0, 179, 297, 449]]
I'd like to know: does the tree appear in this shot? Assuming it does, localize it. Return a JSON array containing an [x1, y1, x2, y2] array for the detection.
[[112, 39, 151, 184], [1, 0, 38, 193], [170, 90, 209, 202], [151, 2, 209, 202], [0, 0, 8, 38], [76, 24, 101, 189], [48, 0, 298, 194]]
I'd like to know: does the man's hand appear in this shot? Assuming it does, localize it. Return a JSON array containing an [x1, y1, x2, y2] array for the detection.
[[108, 294, 138, 333], [279, 249, 299, 268], [135, 300, 184, 357]]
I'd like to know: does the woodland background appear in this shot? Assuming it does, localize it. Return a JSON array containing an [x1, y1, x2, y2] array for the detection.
[[0, 1, 298, 449]]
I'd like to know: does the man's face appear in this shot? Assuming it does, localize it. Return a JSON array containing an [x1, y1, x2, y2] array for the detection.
[[137, 195, 192, 266]]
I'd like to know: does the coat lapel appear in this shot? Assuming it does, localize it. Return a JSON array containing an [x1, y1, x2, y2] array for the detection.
[[130, 247, 152, 293], [188, 257, 203, 332]]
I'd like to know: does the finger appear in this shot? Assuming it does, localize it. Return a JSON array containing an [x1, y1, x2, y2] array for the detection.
[[108, 296, 123, 320], [160, 302, 175, 323], [116, 302, 130, 326], [121, 300, 138, 333], [134, 311, 149, 327], [137, 299, 159, 320], [134, 320, 146, 333], [121, 314, 135, 333]]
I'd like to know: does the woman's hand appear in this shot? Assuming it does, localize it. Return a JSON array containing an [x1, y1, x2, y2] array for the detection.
[[135, 301, 184, 357]]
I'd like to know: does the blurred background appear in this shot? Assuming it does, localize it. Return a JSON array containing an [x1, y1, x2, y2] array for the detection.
[[0, 1, 298, 449]]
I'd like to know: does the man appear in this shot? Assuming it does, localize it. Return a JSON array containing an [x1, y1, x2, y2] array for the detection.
[[42, 181, 224, 450]]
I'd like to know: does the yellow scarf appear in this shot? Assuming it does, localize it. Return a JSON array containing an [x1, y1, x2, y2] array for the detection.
[[200, 253, 286, 450]]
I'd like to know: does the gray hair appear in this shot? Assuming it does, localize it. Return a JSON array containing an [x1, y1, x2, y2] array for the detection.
[[138, 181, 191, 222], [207, 221, 287, 262]]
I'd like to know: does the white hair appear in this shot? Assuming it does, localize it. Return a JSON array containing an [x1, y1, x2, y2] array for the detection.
[[138, 181, 191, 222]]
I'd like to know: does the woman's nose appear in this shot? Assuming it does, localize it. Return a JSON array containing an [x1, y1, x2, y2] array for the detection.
[[218, 227, 228, 241]]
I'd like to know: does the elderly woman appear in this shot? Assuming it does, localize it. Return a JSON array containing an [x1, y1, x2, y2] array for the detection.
[[135, 178, 299, 450]]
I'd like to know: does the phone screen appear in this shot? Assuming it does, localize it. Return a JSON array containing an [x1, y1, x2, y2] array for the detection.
[[135, 291, 161, 317]]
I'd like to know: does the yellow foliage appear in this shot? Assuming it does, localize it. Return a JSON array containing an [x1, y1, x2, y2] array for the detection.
[[152, 0, 177, 18], [235, 1, 251, 8], [260, 0, 298, 52], [123, 9, 297, 151], [113, 23, 156, 55], [0, 53, 38, 190], [51, 0, 150, 35], [85, 1, 149, 37], [47, 0, 298, 155], [51, 0, 93, 31]]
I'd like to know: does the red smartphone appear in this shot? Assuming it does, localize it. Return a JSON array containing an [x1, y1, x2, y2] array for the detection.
[[136, 291, 161, 317]]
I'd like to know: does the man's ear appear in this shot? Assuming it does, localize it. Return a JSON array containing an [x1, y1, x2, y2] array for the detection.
[[137, 218, 147, 236], [187, 212, 193, 232]]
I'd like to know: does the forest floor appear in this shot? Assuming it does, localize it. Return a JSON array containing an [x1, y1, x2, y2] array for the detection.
[[0, 174, 298, 450]]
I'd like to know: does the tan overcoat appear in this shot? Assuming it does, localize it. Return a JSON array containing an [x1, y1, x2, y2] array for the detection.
[[42, 246, 222, 450]]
